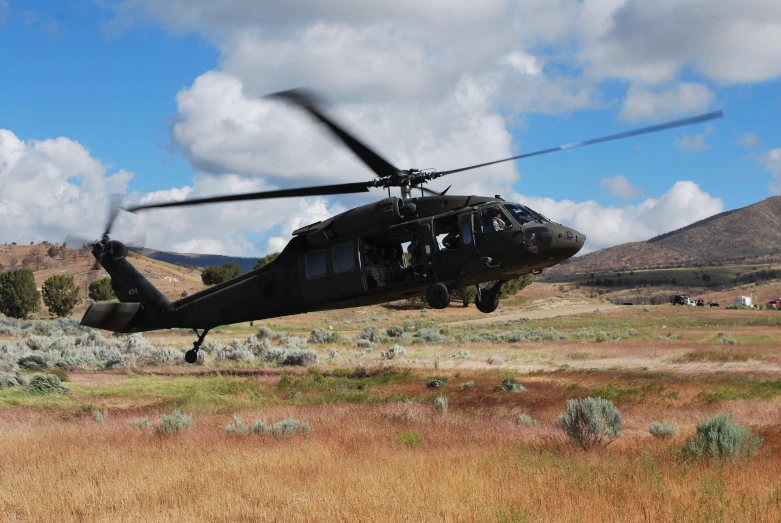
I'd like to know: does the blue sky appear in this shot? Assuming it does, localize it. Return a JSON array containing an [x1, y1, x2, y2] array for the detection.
[[1, 1, 780, 256]]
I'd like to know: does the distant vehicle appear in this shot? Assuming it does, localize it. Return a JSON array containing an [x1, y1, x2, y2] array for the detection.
[[734, 296, 753, 307], [671, 295, 689, 305], [767, 299, 781, 310], [686, 298, 696, 306], [709, 303, 720, 307], [696, 299, 705, 307]]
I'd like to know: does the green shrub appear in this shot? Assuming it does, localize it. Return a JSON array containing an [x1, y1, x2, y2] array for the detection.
[[255, 326, 275, 339], [46, 367, 70, 382], [426, 376, 449, 388], [357, 326, 381, 343], [154, 410, 192, 435], [0, 268, 40, 319], [18, 354, 47, 370], [0, 371, 24, 388], [396, 430, 422, 448], [681, 414, 761, 460], [649, 420, 676, 439], [92, 409, 108, 423], [495, 378, 526, 393], [516, 414, 536, 426], [309, 328, 339, 344], [88, 278, 115, 301], [434, 395, 448, 413], [27, 373, 69, 394], [416, 328, 442, 342], [558, 397, 622, 450], [225, 414, 250, 436], [386, 325, 404, 338], [595, 331, 609, 343], [716, 337, 738, 345], [252, 421, 270, 435], [42, 275, 81, 317], [460, 380, 475, 390]]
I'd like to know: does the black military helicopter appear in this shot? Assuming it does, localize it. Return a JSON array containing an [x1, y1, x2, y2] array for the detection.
[[80, 89, 722, 363]]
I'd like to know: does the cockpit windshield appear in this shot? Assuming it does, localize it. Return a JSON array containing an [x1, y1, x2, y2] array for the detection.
[[504, 203, 545, 225]]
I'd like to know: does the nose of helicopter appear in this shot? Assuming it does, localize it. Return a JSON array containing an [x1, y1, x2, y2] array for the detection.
[[554, 225, 586, 257]]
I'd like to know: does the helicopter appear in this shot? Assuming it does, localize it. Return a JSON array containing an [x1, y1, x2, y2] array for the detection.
[[79, 89, 723, 363]]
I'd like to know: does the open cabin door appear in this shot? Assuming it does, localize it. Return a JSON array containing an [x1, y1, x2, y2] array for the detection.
[[417, 219, 436, 275]]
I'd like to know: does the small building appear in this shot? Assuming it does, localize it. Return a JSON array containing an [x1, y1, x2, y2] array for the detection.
[[734, 296, 752, 307]]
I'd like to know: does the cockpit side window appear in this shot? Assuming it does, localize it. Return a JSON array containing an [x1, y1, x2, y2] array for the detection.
[[504, 203, 542, 225], [479, 206, 512, 234]]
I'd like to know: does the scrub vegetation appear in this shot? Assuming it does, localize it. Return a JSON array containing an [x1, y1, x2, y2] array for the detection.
[[1, 298, 781, 521]]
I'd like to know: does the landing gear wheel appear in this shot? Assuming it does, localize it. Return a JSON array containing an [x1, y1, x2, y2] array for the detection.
[[425, 282, 451, 309], [185, 349, 198, 364], [475, 283, 502, 314]]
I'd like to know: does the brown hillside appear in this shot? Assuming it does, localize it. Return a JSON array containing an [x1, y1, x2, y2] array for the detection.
[[0, 244, 206, 307], [547, 196, 781, 277]]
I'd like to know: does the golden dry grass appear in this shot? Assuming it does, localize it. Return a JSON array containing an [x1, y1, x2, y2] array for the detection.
[[1, 403, 780, 523]]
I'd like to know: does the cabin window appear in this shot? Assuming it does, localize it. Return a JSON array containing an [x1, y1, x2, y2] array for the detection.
[[305, 250, 327, 279], [332, 242, 355, 274], [459, 214, 473, 245], [480, 207, 512, 234], [504, 203, 537, 226]]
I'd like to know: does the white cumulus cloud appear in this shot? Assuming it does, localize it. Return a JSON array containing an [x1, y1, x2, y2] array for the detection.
[[599, 174, 643, 200]]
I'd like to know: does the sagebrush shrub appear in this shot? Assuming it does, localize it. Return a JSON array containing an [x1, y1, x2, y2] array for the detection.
[[280, 336, 307, 350], [27, 373, 69, 395], [459, 380, 475, 390], [225, 415, 250, 436], [416, 328, 442, 343], [516, 414, 536, 426], [0, 371, 23, 388], [487, 355, 504, 365], [92, 409, 108, 423], [271, 418, 310, 438], [595, 331, 609, 343], [154, 410, 192, 435], [434, 395, 448, 413], [717, 337, 737, 345], [357, 326, 381, 343], [681, 414, 761, 460], [255, 326, 275, 340], [386, 325, 404, 338], [252, 421, 270, 435], [18, 354, 47, 370], [649, 420, 676, 439], [558, 397, 622, 450], [309, 328, 339, 344], [150, 347, 183, 366], [356, 339, 373, 349], [128, 417, 150, 429], [495, 378, 526, 393], [329, 349, 340, 360], [381, 345, 406, 360]]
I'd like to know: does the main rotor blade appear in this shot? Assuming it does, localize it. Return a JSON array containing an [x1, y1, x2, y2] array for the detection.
[[437, 110, 725, 176], [125, 181, 373, 213], [268, 89, 400, 179]]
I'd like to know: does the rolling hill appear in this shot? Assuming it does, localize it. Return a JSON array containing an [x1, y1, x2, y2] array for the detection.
[[141, 249, 258, 273], [546, 196, 781, 278]]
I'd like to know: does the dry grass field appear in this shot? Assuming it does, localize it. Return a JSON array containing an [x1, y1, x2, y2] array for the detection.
[[2, 289, 781, 522]]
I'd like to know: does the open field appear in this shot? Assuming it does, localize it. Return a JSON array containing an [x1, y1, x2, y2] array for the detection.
[[2, 287, 781, 521]]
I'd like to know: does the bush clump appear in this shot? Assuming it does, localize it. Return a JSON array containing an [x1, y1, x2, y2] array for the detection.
[[558, 397, 622, 450], [495, 378, 526, 393], [649, 420, 676, 439], [415, 328, 442, 343], [154, 410, 192, 435], [92, 409, 109, 423], [256, 326, 275, 340], [381, 345, 406, 360], [225, 415, 251, 436], [309, 328, 339, 344], [386, 325, 404, 338], [396, 430, 422, 448], [459, 380, 475, 390], [516, 414, 536, 426], [128, 417, 150, 429], [271, 418, 310, 438], [434, 395, 448, 413], [0, 371, 24, 388], [27, 373, 69, 395], [681, 414, 761, 460], [18, 354, 48, 371], [716, 337, 738, 345], [357, 326, 381, 343], [426, 376, 449, 388]]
